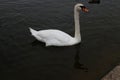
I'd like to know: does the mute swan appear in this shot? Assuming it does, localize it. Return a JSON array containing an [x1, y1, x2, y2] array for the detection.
[[29, 3, 88, 46]]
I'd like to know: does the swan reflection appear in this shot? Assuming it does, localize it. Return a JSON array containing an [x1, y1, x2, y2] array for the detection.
[[31, 40, 45, 46], [74, 44, 88, 72]]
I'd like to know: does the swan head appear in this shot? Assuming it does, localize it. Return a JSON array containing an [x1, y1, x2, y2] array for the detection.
[[75, 3, 89, 12]]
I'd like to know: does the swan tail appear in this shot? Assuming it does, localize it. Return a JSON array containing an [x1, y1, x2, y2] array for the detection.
[[29, 27, 38, 36]]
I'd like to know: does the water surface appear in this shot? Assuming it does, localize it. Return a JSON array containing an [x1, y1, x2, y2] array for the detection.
[[0, 0, 120, 80]]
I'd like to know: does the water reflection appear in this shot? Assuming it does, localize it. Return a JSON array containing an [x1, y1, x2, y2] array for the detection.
[[31, 40, 45, 46], [74, 44, 88, 72], [32, 40, 88, 72]]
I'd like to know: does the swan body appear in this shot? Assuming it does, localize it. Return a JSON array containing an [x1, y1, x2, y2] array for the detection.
[[29, 3, 88, 46], [29, 28, 79, 46]]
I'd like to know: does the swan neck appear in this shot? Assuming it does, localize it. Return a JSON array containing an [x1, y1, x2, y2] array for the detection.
[[74, 7, 81, 41]]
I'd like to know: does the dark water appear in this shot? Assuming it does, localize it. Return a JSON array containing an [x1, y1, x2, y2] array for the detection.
[[0, 0, 120, 80]]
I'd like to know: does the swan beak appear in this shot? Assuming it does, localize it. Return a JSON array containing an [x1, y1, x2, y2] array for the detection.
[[80, 6, 89, 12]]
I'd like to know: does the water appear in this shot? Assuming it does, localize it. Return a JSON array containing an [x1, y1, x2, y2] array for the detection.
[[0, 0, 120, 80]]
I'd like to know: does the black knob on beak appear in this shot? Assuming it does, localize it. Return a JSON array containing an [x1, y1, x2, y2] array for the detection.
[[80, 6, 89, 12]]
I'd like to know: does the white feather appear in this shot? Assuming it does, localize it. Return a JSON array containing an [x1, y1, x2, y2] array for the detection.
[[29, 3, 86, 46]]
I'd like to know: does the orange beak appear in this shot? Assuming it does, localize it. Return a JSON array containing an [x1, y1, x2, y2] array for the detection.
[[81, 6, 89, 12]]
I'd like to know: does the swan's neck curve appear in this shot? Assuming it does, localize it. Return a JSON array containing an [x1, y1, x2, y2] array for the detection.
[[74, 7, 81, 41]]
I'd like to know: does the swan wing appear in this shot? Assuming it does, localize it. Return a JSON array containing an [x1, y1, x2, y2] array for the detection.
[[36, 29, 74, 46]]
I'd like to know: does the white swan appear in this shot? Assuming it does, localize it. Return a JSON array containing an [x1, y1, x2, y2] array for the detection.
[[29, 3, 88, 46]]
